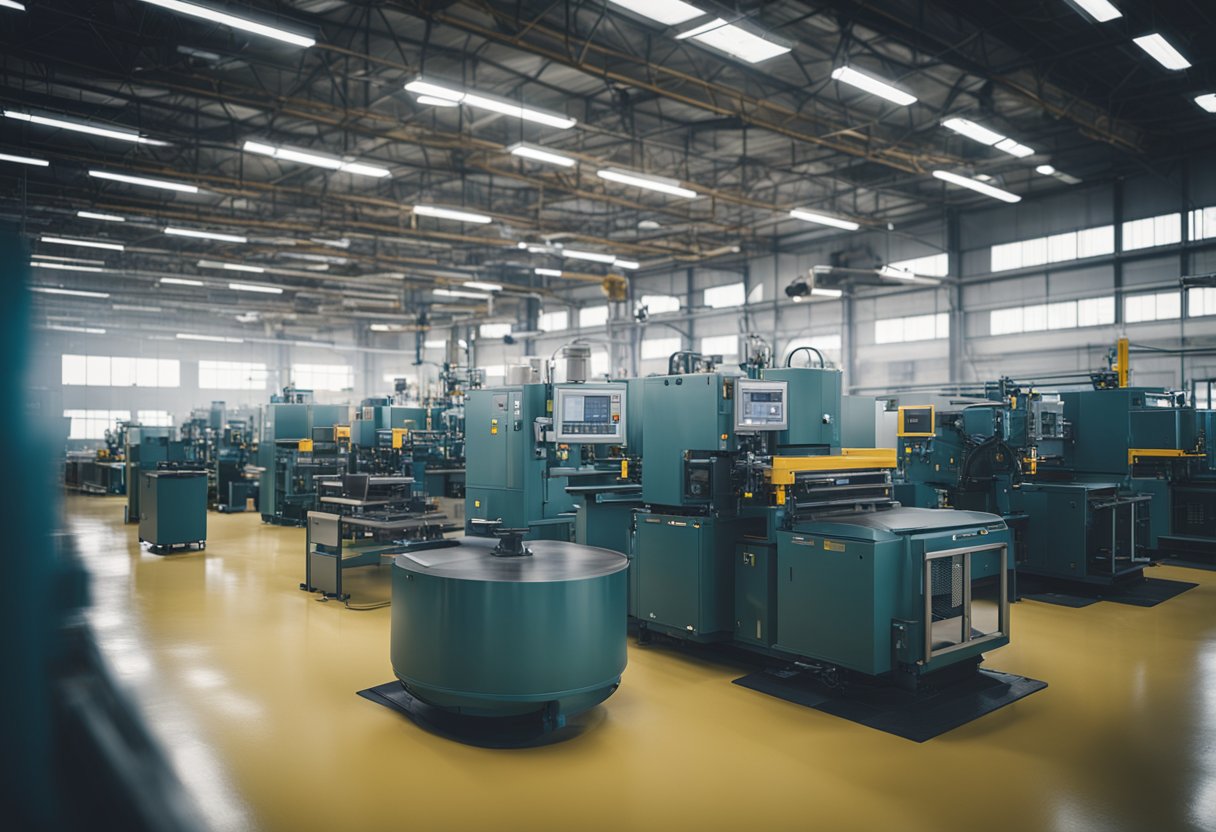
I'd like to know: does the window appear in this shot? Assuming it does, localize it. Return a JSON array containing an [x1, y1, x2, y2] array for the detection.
[[888, 253, 949, 277], [1188, 287, 1216, 317], [538, 310, 568, 332], [199, 360, 268, 391], [785, 334, 842, 365], [590, 351, 610, 378], [875, 312, 948, 344], [1125, 291, 1181, 323], [292, 363, 353, 392], [64, 409, 130, 440], [989, 296, 1115, 335], [137, 410, 173, 427], [703, 282, 745, 309], [62, 355, 179, 387], [1189, 206, 1216, 242], [640, 294, 680, 315], [990, 225, 1115, 272], [579, 305, 609, 328], [641, 336, 682, 360], [1122, 213, 1181, 251], [747, 283, 765, 304], [482, 365, 506, 381], [479, 323, 512, 339], [700, 335, 739, 357]]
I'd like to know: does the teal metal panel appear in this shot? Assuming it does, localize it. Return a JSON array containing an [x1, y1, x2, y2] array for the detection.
[[640, 374, 732, 507], [762, 367, 841, 452], [634, 513, 739, 640], [139, 472, 207, 547], [733, 542, 777, 647], [840, 395, 877, 448]]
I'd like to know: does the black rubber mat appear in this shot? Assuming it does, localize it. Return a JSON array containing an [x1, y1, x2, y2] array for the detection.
[[1160, 558, 1216, 573], [1021, 577, 1197, 608], [357, 680, 602, 748], [732, 668, 1046, 742], [1021, 592, 1099, 608]]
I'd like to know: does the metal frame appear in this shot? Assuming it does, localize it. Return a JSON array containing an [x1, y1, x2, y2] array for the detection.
[[922, 541, 1009, 665]]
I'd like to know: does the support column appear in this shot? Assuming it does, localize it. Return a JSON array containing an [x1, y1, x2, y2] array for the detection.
[[947, 208, 964, 384]]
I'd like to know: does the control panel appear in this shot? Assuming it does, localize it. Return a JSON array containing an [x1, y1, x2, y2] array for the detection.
[[735, 380, 789, 433], [897, 405, 935, 437], [553, 384, 627, 444]]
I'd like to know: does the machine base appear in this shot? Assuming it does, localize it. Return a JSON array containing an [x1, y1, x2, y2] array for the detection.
[[356, 680, 605, 748], [732, 666, 1046, 742], [1020, 575, 1197, 608], [143, 541, 206, 556]]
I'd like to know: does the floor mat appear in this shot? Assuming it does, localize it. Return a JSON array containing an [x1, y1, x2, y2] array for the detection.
[[1021, 592, 1099, 608], [732, 668, 1046, 742], [1021, 576, 1197, 608], [1159, 558, 1216, 573], [357, 680, 601, 748]]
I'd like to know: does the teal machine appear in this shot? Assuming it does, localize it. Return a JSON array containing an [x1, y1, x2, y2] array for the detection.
[[349, 398, 465, 509], [893, 390, 1153, 587], [137, 470, 208, 554], [258, 389, 348, 526], [626, 368, 1013, 687], [123, 425, 184, 524]]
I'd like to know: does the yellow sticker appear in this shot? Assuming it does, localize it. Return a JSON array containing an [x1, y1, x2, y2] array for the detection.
[[824, 540, 845, 552]]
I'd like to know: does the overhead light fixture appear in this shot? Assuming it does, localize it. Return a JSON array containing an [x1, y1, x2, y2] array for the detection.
[[877, 266, 941, 285], [415, 95, 459, 108], [135, 0, 315, 48], [829, 66, 917, 106], [464, 280, 503, 292], [1195, 93, 1216, 113], [932, 170, 1022, 203], [112, 304, 163, 313], [597, 167, 697, 199], [40, 235, 124, 251], [561, 249, 617, 264], [228, 282, 282, 294], [941, 117, 1005, 146], [413, 204, 493, 224], [1035, 164, 1056, 176], [46, 324, 107, 334], [242, 140, 390, 178], [534, 267, 563, 277], [508, 143, 576, 167], [32, 254, 105, 265], [3, 110, 167, 146], [606, 0, 704, 26], [811, 287, 843, 298], [404, 78, 577, 130], [1069, 0, 1121, 22], [89, 169, 199, 193], [1, 1, 27, 11], [30, 261, 109, 273], [789, 209, 861, 231], [994, 138, 1035, 158], [165, 226, 248, 243], [369, 324, 404, 333], [30, 286, 110, 298], [160, 277, 204, 286], [198, 259, 263, 273], [176, 332, 244, 343], [0, 151, 49, 167], [77, 210, 125, 222], [613, 259, 640, 270], [433, 288, 491, 300], [310, 237, 350, 249], [675, 18, 791, 63], [1133, 33, 1190, 70]]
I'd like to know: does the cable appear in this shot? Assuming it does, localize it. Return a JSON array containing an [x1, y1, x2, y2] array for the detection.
[[785, 345, 825, 368]]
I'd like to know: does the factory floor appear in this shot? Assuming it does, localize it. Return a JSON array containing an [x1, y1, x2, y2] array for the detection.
[[65, 494, 1216, 832]]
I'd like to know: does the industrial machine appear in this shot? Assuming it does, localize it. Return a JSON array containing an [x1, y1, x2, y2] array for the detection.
[[123, 425, 187, 524], [64, 419, 129, 495], [137, 468, 208, 554], [258, 388, 348, 526]]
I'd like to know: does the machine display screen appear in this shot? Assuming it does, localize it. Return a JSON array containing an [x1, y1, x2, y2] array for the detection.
[[899, 406, 935, 437], [735, 380, 789, 432], [562, 394, 611, 424], [554, 386, 627, 444]]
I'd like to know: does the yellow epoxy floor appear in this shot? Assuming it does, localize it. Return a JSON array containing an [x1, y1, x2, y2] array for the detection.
[[66, 494, 1216, 832]]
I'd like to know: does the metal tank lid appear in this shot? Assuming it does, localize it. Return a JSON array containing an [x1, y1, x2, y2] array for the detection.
[[394, 536, 628, 583]]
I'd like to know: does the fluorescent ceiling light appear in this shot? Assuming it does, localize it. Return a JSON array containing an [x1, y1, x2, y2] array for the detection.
[[424, 339, 446, 349], [241, 140, 390, 178], [413, 204, 492, 224], [877, 266, 940, 284], [932, 170, 1022, 203], [404, 78, 577, 130], [228, 282, 282, 294], [135, 0, 315, 48], [77, 211, 125, 222], [597, 168, 697, 199], [198, 259, 263, 273], [1195, 93, 1216, 113], [311, 237, 350, 249], [3, 110, 167, 146], [607, 0, 704, 26], [30, 261, 109, 273], [789, 209, 860, 231], [612, 259, 640, 270], [369, 324, 404, 333], [433, 288, 491, 300], [416, 95, 459, 108], [47, 324, 106, 334], [0, 151, 49, 167], [40, 235, 124, 251], [113, 304, 163, 313], [464, 281, 503, 292], [1035, 164, 1056, 175], [1070, 0, 1121, 22], [1, 1, 27, 11], [30, 286, 110, 298], [994, 138, 1035, 158], [165, 226, 248, 243], [160, 277, 204, 286], [675, 18, 790, 63], [941, 117, 1005, 146], [176, 332, 244, 343], [809, 287, 843, 298], [1133, 33, 1191, 70], [534, 268, 563, 277], [89, 169, 199, 193], [561, 249, 617, 264], [508, 143, 576, 167], [829, 66, 917, 106], [32, 254, 105, 265]]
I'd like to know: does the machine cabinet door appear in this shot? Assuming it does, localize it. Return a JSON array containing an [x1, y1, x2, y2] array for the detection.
[[636, 518, 702, 634]]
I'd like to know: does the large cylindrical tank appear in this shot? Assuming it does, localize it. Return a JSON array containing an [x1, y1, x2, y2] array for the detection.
[[390, 537, 628, 720]]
